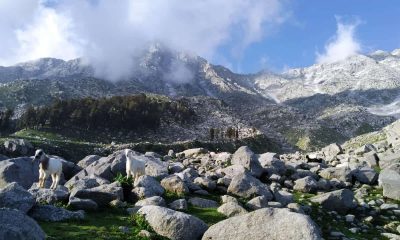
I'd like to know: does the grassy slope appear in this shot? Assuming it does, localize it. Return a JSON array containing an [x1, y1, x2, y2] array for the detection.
[[0, 127, 282, 162]]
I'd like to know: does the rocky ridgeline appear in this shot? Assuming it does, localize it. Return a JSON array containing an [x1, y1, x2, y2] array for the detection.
[[0, 120, 399, 239]]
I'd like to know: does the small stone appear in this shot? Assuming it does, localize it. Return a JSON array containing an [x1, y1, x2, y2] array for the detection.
[[138, 229, 153, 238], [119, 226, 130, 234], [110, 199, 127, 208], [345, 214, 355, 222], [364, 216, 374, 223], [380, 203, 399, 211], [349, 228, 359, 234], [330, 231, 345, 237]]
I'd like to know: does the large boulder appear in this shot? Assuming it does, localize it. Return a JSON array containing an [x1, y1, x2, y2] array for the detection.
[[73, 182, 123, 206], [384, 120, 400, 148], [273, 190, 294, 206], [310, 189, 357, 214], [353, 166, 378, 184], [76, 155, 101, 168], [144, 156, 169, 178], [65, 175, 110, 197], [28, 185, 69, 204], [220, 165, 246, 178], [0, 182, 35, 213], [3, 139, 34, 156], [231, 146, 263, 178], [68, 197, 98, 211], [29, 205, 85, 222], [202, 208, 321, 240], [217, 202, 247, 217], [0, 208, 45, 240], [132, 175, 165, 199], [138, 205, 208, 240], [319, 167, 353, 182], [70, 150, 126, 182], [161, 175, 189, 195], [321, 143, 343, 161], [377, 151, 400, 169], [0, 157, 39, 189], [227, 172, 273, 200], [194, 177, 216, 191], [257, 152, 286, 175], [379, 163, 400, 200], [293, 176, 318, 193]]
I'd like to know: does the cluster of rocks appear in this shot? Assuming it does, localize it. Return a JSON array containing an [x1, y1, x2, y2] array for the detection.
[[0, 120, 399, 239]]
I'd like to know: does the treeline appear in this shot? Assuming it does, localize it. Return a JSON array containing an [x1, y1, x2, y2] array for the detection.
[[209, 127, 239, 141], [18, 94, 195, 131], [0, 109, 14, 134]]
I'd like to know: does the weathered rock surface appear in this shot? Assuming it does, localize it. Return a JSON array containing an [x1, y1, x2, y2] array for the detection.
[[0, 182, 35, 213], [73, 183, 123, 206], [188, 197, 219, 208], [0, 208, 45, 240], [138, 205, 208, 240], [310, 189, 357, 214], [202, 208, 321, 240], [379, 163, 400, 200], [231, 146, 263, 178], [0, 157, 39, 189], [132, 175, 165, 199], [161, 175, 189, 195], [28, 185, 69, 204], [29, 205, 85, 222], [217, 202, 247, 217], [227, 172, 273, 200]]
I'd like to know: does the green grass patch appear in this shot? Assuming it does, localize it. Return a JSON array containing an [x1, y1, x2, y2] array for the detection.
[[39, 208, 166, 240], [185, 205, 226, 226]]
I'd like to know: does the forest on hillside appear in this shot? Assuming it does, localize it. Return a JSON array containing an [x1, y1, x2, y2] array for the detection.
[[15, 94, 196, 131]]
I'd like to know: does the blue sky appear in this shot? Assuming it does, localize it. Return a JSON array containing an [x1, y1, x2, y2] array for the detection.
[[1, 0, 399, 78], [232, 0, 400, 73]]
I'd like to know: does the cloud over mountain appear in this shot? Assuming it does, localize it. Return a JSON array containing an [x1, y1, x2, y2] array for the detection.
[[0, 0, 288, 80], [316, 17, 362, 64]]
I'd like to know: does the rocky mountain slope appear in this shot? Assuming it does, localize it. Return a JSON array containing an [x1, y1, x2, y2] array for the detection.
[[0, 47, 399, 151]]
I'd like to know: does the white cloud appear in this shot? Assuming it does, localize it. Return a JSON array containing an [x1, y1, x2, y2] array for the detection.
[[316, 17, 362, 64], [0, 0, 288, 80]]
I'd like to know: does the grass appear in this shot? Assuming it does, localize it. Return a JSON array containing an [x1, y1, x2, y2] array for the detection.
[[185, 206, 226, 226], [0, 128, 102, 162], [39, 208, 167, 240]]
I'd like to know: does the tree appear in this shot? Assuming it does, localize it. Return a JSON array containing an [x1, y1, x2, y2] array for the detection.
[[209, 128, 215, 141]]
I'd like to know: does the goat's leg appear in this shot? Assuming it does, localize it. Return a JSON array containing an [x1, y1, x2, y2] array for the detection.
[[42, 173, 48, 188], [38, 170, 44, 188], [50, 174, 55, 189], [53, 174, 60, 190]]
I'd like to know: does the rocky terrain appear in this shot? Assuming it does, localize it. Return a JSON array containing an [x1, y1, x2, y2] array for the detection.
[[0, 119, 399, 239], [1, 47, 399, 151]]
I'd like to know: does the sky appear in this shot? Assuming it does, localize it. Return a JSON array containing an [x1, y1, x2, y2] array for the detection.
[[0, 0, 399, 79]]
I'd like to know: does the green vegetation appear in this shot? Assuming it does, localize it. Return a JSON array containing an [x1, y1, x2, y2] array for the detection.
[[0, 128, 101, 162], [342, 130, 386, 150], [185, 206, 226, 226], [39, 208, 165, 240], [284, 126, 347, 151], [18, 94, 195, 131], [354, 122, 375, 136]]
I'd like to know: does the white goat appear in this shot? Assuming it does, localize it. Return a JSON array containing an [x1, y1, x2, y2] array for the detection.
[[33, 149, 63, 189], [125, 149, 146, 184]]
